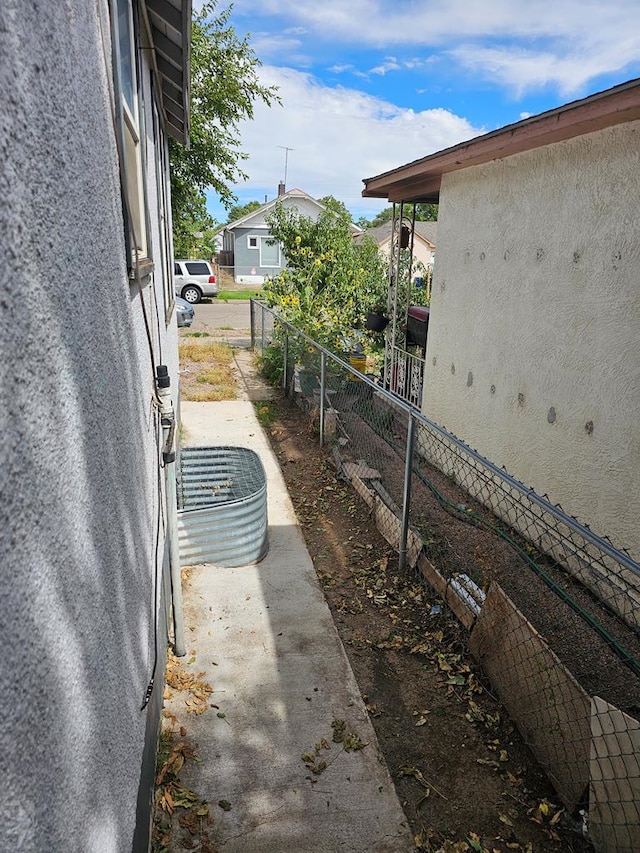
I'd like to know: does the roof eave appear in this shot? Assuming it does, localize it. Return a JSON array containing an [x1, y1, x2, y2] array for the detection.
[[143, 0, 192, 146], [362, 78, 640, 204], [225, 189, 325, 230]]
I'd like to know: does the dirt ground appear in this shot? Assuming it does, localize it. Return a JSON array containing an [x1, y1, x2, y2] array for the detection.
[[260, 393, 594, 853]]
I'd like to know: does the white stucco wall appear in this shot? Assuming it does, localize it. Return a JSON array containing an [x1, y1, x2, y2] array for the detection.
[[0, 2, 178, 850], [379, 234, 435, 274], [423, 120, 640, 558]]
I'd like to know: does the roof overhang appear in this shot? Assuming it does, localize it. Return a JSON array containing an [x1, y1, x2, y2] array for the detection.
[[142, 0, 191, 145], [362, 78, 640, 204]]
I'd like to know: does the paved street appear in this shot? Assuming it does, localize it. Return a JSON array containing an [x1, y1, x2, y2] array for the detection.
[[188, 298, 251, 333]]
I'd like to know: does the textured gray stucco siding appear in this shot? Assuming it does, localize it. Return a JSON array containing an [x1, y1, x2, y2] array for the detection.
[[0, 2, 176, 851]]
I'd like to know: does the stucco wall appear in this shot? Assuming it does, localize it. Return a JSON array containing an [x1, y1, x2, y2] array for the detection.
[[423, 120, 640, 558], [379, 235, 435, 274], [0, 2, 176, 850]]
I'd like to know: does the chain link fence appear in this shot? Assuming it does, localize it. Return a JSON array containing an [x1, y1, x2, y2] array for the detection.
[[251, 299, 640, 852]]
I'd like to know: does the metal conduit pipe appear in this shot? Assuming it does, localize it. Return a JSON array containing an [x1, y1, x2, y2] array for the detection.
[[156, 365, 186, 657]]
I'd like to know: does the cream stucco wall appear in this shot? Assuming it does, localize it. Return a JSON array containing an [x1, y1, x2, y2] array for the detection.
[[423, 120, 640, 559], [379, 234, 435, 273]]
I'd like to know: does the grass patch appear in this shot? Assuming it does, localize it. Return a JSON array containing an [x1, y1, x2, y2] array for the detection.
[[218, 289, 264, 301], [183, 331, 210, 338]]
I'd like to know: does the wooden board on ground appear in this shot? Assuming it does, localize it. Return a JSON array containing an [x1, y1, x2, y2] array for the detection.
[[417, 554, 476, 629], [342, 461, 381, 480], [469, 583, 591, 811], [589, 696, 640, 853]]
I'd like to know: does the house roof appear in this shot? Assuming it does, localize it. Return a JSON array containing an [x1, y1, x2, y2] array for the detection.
[[224, 188, 325, 231], [357, 220, 437, 248], [362, 78, 640, 204], [142, 0, 192, 145]]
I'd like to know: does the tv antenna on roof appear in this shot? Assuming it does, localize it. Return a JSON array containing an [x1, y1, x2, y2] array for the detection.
[[277, 146, 294, 187]]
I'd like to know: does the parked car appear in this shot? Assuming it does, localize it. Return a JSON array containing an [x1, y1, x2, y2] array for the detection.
[[174, 259, 217, 303], [175, 296, 194, 328]]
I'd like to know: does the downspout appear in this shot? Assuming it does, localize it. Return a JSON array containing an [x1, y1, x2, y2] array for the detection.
[[155, 365, 186, 657]]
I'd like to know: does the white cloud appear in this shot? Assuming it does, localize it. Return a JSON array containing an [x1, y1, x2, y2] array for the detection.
[[230, 0, 640, 94], [370, 57, 401, 76], [451, 39, 640, 96], [215, 66, 480, 218]]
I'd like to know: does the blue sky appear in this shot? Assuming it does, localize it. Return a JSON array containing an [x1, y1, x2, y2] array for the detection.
[[203, 0, 640, 224]]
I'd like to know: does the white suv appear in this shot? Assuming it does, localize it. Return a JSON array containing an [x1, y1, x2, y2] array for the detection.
[[174, 260, 218, 303]]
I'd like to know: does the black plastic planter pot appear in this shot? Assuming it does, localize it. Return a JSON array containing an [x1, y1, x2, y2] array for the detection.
[[365, 311, 390, 332]]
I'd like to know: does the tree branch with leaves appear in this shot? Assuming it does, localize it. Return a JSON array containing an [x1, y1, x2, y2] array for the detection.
[[169, 1, 280, 257]]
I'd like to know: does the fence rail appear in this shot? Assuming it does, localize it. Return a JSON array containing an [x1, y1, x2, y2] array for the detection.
[[383, 344, 425, 407], [251, 299, 640, 853]]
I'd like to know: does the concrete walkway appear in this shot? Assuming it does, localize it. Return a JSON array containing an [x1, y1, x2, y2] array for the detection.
[[170, 363, 413, 850]]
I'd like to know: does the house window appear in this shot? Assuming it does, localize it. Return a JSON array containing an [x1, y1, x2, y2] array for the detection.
[[111, 0, 149, 268], [247, 236, 258, 249], [151, 90, 173, 321], [260, 237, 280, 268]]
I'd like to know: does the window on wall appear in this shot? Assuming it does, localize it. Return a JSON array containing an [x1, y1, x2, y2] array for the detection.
[[152, 89, 173, 320], [260, 237, 280, 268], [112, 0, 149, 268], [247, 236, 258, 249]]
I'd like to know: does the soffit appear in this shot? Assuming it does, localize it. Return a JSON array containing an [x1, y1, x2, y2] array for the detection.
[[144, 0, 191, 145]]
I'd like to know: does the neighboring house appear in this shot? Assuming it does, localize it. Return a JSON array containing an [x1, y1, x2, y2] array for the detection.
[[222, 186, 328, 284], [360, 219, 437, 274], [363, 78, 640, 561], [1, 2, 190, 851]]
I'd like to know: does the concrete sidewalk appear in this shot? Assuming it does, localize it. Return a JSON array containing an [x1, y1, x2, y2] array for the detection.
[[170, 394, 413, 852]]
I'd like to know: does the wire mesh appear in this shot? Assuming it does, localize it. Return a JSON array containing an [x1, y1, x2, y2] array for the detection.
[[250, 299, 640, 850]]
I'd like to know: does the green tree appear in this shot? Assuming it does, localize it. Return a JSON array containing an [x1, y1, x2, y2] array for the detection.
[[317, 195, 353, 224], [368, 207, 393, 228], [365, 202, 438, 229], [169, 1, 279, 256], [415, 203, 438, 221], [263, 201, 387, 353], [226, 200, 262, 224]]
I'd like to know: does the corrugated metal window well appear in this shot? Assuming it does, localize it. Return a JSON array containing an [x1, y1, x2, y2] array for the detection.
[[177, 446, 268, 567]]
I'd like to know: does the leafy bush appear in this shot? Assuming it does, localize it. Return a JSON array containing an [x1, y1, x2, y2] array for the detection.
[[263, 199, 388, 356], [257, 343, 284, 387]]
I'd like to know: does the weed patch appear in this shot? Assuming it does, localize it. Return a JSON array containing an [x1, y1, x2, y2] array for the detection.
[[179, 339, 233, 363], [255, 401, 275, 427], [179, 340, 238, 401]]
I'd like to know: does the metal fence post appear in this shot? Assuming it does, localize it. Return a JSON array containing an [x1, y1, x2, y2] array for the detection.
[[399, 412, 416, 571], [261, 305, 266, 354], [319, 351, 326, 447], [250, 298, 255, 349], [283, 327, 289, 395]]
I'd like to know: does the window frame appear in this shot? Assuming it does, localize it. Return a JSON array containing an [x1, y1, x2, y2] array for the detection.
[[110, 0, 151, 273], [259, 236, 281, 269]]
